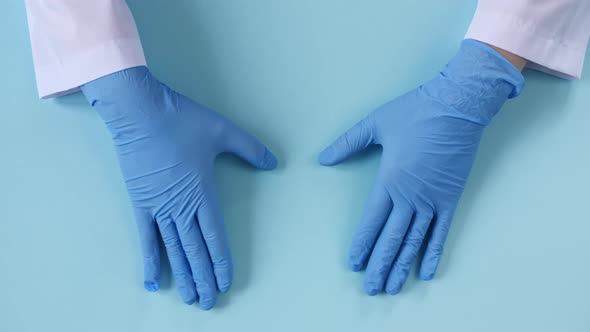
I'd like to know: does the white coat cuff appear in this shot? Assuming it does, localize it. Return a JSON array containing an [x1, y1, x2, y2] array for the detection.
[[465, 8, 587, 80], [35, 38, 146, 99]]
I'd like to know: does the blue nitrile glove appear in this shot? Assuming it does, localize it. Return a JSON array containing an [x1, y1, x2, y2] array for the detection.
[[80, 66, 277, 309], [319, 39, 524, 295]]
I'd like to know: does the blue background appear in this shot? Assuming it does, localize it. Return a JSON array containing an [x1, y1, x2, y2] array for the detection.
[[1, 1, 589, 331]]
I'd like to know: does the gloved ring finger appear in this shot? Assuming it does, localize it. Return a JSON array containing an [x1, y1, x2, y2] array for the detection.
[[158, 217, 197, 305]]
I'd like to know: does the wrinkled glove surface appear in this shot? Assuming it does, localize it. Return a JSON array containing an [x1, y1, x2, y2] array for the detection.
[[81, 66, 277, 309], [319, 39, 524, 295]]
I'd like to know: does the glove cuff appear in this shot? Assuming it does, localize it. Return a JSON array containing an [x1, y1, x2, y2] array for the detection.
[[423, 39, 525, 125]]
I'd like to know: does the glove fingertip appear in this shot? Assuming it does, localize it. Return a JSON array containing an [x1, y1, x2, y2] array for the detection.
[[419, 262, 437, 280], [183, 297, 197, 305], [144, 280, 160, 292], [364, 277, 382, 296], [385, 285, 401, 295], [198, 297, 217, 311], [365, 286, 379, 296], [199, 303, 215, 311], [348, 260, 363, 272], [419, 272, 435, 281], [143, 256, 161, 292], [181, 291, 197, 305], [419, 251, 442, 280], [261, 149, 278, 170], [318, 147, 336, 166], [348, 248, 368, 271], [217, 279, 232, 293], [212, 269, 233, 294]]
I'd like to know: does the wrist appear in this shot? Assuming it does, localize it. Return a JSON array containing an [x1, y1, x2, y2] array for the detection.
[[486, 44, 527, 71], [80, 66, 168, 127], [81, 66, 153, 106], [421, 39, 525, 125]]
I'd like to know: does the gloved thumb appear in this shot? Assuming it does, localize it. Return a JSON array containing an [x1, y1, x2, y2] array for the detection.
[[223, 123, 278, 170], [319, 118, 375, 166]]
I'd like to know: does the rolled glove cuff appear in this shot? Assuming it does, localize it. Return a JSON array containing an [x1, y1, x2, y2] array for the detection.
[[422, 39, 525, 125]]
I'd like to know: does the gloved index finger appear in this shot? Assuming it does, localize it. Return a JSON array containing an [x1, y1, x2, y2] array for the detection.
[[196, 185, 233, 293]]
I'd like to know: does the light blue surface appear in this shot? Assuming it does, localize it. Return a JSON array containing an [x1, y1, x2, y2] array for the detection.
[[1, 1, 589, 331]]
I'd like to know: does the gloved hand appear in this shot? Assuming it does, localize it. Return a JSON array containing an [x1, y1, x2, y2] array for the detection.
[[319, 40, 524, 295], [81, 66, 277, 309]]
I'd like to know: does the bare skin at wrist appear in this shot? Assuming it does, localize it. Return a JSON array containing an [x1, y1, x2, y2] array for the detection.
[[486, 43, 527, 71]]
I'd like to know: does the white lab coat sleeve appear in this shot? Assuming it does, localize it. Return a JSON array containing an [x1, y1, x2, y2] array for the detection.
[[465, 0, 590, 79], [24, 0, 146, 98]]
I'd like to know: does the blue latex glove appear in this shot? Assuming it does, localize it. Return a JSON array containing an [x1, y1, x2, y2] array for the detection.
[[319, 40, 524, 295], [80, 66, 277, 309]]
